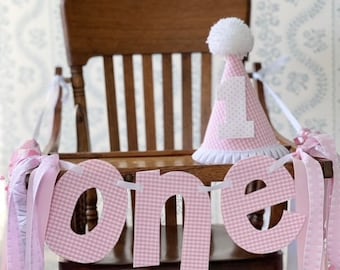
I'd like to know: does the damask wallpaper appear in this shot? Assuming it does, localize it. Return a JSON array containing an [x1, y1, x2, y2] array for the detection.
[[251, 0, 339, 145]]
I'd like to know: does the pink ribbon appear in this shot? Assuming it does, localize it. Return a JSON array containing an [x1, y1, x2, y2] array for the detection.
[[5, 140, 42, 270], [292, 130, 340, 270], [3, 139, 79, 270], [24, 154, 61, 270], [294, 149, 324, 270]]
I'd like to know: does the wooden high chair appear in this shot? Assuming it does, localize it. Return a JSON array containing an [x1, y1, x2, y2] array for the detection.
[[45, 0, 334, 269]]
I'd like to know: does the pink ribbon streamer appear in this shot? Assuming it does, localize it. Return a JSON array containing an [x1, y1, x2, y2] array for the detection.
[[3, 139, 78, 270], [5, 140, 42, 270], [292, 130, 340, 270], [294, 150, 324, 270], [24, 154, 61, 270]]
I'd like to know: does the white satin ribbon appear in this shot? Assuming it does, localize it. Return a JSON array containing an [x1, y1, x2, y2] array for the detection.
[[252, 57, 303, 134], [33, 75, 70, 140], [117, 180, 143, 191], [268, 153, 294, 173], [197, 180, 233, 193]]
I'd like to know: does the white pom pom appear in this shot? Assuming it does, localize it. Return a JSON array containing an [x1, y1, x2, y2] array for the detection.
[[207, 17, 254, 58]]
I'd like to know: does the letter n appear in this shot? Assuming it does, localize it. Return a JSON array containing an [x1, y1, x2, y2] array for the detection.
[[133, 170, 211, 270]]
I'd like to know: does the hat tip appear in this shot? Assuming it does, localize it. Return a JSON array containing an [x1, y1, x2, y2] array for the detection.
[[207, 17, 254, 58]]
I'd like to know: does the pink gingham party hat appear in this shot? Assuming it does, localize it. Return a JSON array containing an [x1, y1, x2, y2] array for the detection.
[[192, 18, 289, 164]]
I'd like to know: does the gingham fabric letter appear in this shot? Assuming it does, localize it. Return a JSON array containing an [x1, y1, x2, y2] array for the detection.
[[133, 170, 211, 270], [45, 160, 128, 263], [221, 156, 304, 254]]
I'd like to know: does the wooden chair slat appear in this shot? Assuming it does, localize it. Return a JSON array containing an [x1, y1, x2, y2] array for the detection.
[[143, 54, 157, 150], [182, 53, 192, 149], [201, 53, 212, 139], [162, 53, 174, 150], [103, 56, 120, 151], [162, 53, 177, 223], [123, 55, 138, 151]]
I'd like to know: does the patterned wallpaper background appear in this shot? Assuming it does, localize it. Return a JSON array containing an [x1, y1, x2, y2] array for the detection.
[[251, 0, 340, 147]]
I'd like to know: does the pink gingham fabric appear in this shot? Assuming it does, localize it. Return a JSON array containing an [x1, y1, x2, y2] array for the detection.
[[193, 56, 288, 164], [45, 159, 128, 263], [133, 170, 211, 270], [221, 156, 304, 254]]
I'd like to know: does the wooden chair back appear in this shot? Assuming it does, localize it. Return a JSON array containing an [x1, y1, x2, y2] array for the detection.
[[61, 0, 251, 153]]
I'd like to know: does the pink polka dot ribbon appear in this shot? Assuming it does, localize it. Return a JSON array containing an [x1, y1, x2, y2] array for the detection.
[[291, 131, 340, 270]]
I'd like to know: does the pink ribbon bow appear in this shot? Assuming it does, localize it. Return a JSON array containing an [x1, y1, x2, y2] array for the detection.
[[292, 130, 340, 270], [3, 139, 79, 270]]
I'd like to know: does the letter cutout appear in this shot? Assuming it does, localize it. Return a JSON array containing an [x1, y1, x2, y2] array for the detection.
[[133, 170, 211, 270], [45, 160, 128, 263], [217, 76, 254, 138], [221, 156, 304, 254]]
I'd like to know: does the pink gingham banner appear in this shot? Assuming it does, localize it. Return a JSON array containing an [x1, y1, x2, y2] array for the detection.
[[221, 156, 304, 254], [133, 170, 211, 270], [45, 159, 128, 263]]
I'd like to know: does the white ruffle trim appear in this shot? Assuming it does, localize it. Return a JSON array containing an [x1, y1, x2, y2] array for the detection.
[[192, 144, 289, 165]]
